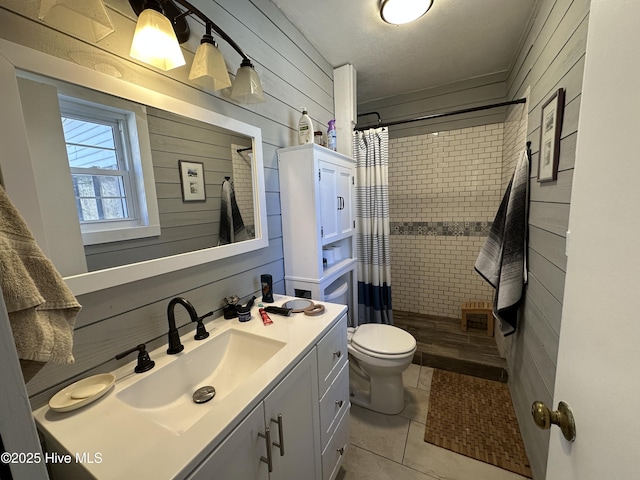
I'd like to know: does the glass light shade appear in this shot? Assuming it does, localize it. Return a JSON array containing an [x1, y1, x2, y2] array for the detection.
[[380, 0, 433, 25], [188, 42, 232, 91], [39, 0, 115, 42], [230, 63, 265, 104], [129, 8, 185, 71]]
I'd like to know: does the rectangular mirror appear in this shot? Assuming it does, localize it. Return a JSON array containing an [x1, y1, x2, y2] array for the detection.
[[0, 39, 268, 296]]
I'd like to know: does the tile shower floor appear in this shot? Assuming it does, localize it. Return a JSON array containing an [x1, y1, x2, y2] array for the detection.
[[336, 364, 528, 480]]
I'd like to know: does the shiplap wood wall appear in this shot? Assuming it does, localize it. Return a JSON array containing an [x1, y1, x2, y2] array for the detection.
[[505, 1, 589, 478], [0, 0, 334, 403], [357, 72, 511, 138]]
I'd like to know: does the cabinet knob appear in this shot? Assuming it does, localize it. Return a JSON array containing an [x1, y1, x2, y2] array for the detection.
[[337, 447, 345, 455], [336, 400, 343, 408], [333, 350, 342, 359]]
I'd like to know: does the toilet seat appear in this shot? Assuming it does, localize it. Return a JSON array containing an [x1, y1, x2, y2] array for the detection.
[[350, 324, 416, 358]]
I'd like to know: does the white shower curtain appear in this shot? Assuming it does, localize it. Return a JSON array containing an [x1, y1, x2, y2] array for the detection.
[[353, 128, 393, 326]]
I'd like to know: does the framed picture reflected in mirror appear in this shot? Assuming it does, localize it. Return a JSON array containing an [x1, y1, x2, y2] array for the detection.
[[179, 160, 206, 201]]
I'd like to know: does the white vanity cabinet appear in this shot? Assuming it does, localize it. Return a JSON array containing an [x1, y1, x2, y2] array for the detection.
[[34, 300, 349, 480], [185, 315, 348, 480], [278, 144, 358, 324], [187, 350, 320, 480]]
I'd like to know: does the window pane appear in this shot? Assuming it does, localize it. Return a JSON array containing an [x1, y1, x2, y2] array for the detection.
[[62, 116, 119, 169], [79, 197, 100, 221], [102, 198, 128, 220], [72, 174, 129, 222]]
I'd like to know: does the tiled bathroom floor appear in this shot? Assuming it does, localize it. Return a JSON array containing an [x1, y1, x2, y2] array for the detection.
[[336, 364, 528, 480]]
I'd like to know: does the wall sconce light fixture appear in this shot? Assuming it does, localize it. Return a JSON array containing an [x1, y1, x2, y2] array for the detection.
[[188, 23, 232, 91], [128, 0, 265, 103], [129, 3, 186, 70], [38, 0, 115, 42], [380, 0, 433, 25]]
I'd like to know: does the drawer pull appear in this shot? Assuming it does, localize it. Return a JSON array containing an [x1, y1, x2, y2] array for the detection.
[[270, 414, 285, 456], [337, 446, 345, 455], [335, 400, 344, 408], [258, 428, 273, 472], [333, 350, 342, 359]]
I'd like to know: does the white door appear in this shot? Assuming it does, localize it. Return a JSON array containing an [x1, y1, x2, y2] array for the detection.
[[337, 167, 354, 237], [264, 350, 322, 480], [544, 1, 640, 478], [319, 160, 340, 242], [187, 403, 269, 480]]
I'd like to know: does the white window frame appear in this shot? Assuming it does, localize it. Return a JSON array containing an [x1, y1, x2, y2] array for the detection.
[[58, 95, 160, 245]]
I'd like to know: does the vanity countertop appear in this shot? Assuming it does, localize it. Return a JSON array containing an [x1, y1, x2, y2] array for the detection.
[[33, 295, 347, 479]]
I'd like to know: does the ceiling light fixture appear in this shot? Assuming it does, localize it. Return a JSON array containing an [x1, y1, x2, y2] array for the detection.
[[38, 0, 115, 42], [380, 0, 433, 25], [128, 0, 265, 103]]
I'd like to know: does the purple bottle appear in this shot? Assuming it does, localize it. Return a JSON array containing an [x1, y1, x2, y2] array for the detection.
[[327, 119, 337, 151]]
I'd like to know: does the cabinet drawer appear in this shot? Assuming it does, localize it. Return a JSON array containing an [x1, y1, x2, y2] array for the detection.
[[317, 316, 347, 396], [321, 407, 350, 480], [319, 361, 349, 449]]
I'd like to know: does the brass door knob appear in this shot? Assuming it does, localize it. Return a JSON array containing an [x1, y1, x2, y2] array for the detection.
[[531, 400, 576, 442]]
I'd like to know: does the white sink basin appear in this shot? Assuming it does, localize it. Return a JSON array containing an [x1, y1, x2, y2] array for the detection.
[[116, 329, 285, 434]]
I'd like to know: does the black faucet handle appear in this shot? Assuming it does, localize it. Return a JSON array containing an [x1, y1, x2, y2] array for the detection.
[[115, 344, 155, 373], [194, 311, 214, 340]]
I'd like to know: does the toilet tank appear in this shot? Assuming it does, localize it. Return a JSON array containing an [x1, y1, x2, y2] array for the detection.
[[325, 278, 349, 305]]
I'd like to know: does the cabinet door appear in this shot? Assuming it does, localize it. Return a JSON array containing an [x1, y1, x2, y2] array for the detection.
[[337, 167, 354, 237], [264, 350, 322, 480], [319, 161, 340, 242], [186, 403, 269, 480]]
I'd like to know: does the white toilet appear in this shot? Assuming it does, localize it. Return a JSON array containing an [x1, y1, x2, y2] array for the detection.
[[347, 324, 417, 415]]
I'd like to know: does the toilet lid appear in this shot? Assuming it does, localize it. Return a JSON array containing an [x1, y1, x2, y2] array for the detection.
[[351, 324, 416, 355]]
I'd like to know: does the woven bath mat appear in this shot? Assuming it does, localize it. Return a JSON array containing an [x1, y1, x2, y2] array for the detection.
[[424, 369, 532, 478]]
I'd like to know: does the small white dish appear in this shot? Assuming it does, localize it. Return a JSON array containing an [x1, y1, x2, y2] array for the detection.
[[49, 373, 116, 412]]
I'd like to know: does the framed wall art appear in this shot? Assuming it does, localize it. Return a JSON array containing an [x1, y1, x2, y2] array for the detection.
[[178, 160, 206, 201], [538, 88, 565, 182]]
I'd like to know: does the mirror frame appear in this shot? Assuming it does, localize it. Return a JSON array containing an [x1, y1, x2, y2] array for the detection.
[[0, 39, 268, 296]]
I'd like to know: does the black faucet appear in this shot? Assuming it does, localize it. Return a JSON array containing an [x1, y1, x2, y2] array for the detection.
[[166, 297, 214, 354], [166, 297, 198, 354]]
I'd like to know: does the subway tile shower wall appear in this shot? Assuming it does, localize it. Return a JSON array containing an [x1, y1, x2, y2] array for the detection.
[[388, 124, 504, 319]]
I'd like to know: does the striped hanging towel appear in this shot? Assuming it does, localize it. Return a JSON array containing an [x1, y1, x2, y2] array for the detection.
[[474, 149, 529, 336], [219, 179, 248, 245]]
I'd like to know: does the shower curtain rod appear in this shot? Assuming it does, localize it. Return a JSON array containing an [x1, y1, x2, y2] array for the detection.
[[354, 98, 527, 131]]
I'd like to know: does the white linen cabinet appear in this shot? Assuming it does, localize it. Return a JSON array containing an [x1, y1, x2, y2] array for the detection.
[[277, 144, 357, 324]]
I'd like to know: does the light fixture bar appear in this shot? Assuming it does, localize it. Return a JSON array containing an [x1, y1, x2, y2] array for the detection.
[[128, 0, 265, 103], [169, 0, 250, 62]]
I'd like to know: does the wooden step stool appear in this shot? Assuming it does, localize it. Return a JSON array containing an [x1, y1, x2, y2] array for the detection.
[[461, 301, 494, 337]]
